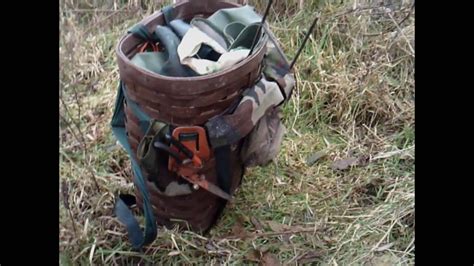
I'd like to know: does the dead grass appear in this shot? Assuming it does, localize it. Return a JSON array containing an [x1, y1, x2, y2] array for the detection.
[[60, 0, 415, 264]]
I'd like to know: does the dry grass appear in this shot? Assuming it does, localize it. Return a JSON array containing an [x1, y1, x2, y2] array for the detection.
[[59, 0, 415, 264]]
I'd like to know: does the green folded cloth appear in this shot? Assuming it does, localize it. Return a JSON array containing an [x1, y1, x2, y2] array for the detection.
[[191, 5, 263, 50], [130, 25, 197, 77], [192, 19, 229, 50], [131, 52, 167, 74], [130, 5, 264, 76]]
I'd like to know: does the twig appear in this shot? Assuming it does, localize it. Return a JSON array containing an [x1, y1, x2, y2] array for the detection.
[[333, 5, 382, 18], [331, 2, 413, 27], [66, 9, 139, 13], [59, 110, 101, 192], [253, 228, 317, 237], [178, 235, 207, 252], [387, 10, 415, 55], [221, 227, 319, 241], [371, 146, 414, 161], [59, 85, 99, 193], [62, 179, 78, 236], [60, 114, 84, 149], [363, 5, 414, 36], [60, 96, 87, 145], [396, 2, 415, 27], [82, 6, 139, 36]]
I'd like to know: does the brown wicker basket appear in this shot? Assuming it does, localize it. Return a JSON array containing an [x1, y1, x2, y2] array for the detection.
[[115, 0, 267, 232]]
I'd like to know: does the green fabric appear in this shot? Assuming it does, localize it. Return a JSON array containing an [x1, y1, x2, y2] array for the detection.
[[169, 19, 191, 38], [204, 33, 296, 149], [137, 120, 167, 177], [192, 19, 229, 49], [131, 52, 168, 75], [114, 196, 145, 250], [154, 25, 197, 77], [204, 5, 261, 32], [121, 84, 150, 133], [161, 5, 175, 25], [110, 81, 157, 249], [226, 23, 260, 50], [130, 26, 197, 77], [224, 22, 246, 42], [191, 5, 263, 50], [128, 24, 158, 43], [131, 5, 264, 76], [263, 36, 291, 77]]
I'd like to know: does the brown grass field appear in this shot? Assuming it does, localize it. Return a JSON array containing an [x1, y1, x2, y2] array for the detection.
[[60, 0, 414, 264]]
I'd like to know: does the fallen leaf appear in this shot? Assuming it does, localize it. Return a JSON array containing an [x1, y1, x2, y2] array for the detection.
[[231, 221, 249, 239], [265, 221, 307, 234], [244, 249, 261, 262], [266, 221, 288, 232], [306, 151, 327, 166], [331, 157, 359, 170], [251, 216, 264, 231], [231, 223, 244, 235], [261, 252, 281, 266], [297, 250, 324, 264]]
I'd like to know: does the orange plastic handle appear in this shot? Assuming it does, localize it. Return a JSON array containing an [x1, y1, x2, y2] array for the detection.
[[168, 126, 211, 173]]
